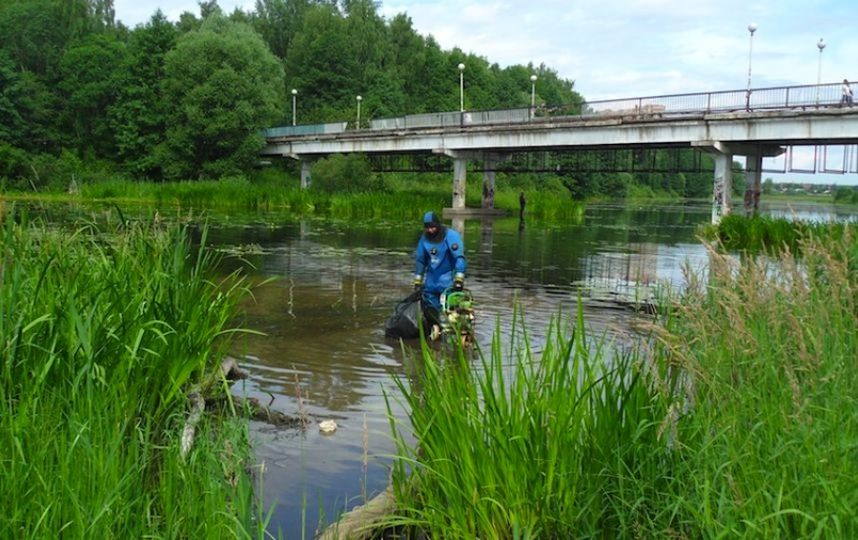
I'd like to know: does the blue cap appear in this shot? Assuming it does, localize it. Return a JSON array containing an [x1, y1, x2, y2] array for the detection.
[[423, 211, 441, 226]]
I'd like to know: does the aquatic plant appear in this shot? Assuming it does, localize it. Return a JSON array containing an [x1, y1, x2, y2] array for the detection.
[[700, 214, 852, 253], [385, 307, 680, 538], [0, 214, 267, 537]]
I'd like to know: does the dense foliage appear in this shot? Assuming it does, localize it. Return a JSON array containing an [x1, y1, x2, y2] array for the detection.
[[0, 213, 264, 537], [0, 0, 717, 199]]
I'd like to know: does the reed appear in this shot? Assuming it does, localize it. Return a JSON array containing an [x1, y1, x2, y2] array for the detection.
[[0, 214, 267, 537], [667, 230, 857, 537], [385, 307, 679, 538], [700, 214, 851, 253], [384, 229, 856, 538]]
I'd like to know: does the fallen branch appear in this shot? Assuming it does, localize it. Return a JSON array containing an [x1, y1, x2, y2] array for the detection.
[[180, 392, 205, 459], [206, 394, 305, 429]]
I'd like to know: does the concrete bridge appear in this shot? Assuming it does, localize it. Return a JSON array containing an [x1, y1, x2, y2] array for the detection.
[[262, 82, 858, 222]]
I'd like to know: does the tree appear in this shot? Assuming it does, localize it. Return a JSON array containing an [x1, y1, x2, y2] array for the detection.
[[59, 32, 127, 157], [0, 52, 25, 145], [160, 15, 284, 179], [110, 11, 178, 178], [284, 5, 356, 122], [251, 0, 311, 59]]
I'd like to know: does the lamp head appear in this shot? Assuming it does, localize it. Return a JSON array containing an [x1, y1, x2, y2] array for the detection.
[[458, 63, 465, 72], [748, 22, 758, 34], [817, 38, 826, 51]]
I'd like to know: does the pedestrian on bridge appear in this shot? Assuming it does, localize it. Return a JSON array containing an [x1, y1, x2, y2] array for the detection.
[[841, 79, 853, 106], [412, 211, 467, 328]]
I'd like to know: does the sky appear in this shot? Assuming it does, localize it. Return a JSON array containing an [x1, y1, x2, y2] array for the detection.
[[113, 0, 858, 184]]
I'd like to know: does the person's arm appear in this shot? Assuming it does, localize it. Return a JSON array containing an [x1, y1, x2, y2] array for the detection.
[[414, 241, 428, 288], [447, 232, 467, 287]]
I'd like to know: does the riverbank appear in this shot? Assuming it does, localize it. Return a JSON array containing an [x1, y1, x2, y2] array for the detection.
[[0, 213, 266, 537], [1, 175, 592, 223]]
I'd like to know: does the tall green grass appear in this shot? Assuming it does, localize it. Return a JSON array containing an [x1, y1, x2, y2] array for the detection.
[[386, 308, 679, 538], [0, 214, 266, 537], [668, 230, 856, 537], [385, 229, 856, 538], [701, 214, 852, 253], [35, 176, 586, 224]]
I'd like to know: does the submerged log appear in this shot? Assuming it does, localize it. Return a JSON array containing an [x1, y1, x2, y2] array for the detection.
[[317, 485, 396, 540], [206, 394, 305, 429]]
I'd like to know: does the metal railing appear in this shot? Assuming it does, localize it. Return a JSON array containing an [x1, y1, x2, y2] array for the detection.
[[264, 81, 855, 139]]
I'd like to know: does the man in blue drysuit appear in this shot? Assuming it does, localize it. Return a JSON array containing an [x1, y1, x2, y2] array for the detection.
[[412, 211, 467, 328]]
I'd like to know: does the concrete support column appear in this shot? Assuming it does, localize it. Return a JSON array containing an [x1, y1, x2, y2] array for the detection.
[[452, 157, 467, 209], [712, 151, 733, 224], [300, 160, 312, 189], [481, 154, 497, 209], [744, 149, 763, 216]]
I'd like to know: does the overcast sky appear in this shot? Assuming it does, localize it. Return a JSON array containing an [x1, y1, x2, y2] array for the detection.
[[113, 0, 858, 183]]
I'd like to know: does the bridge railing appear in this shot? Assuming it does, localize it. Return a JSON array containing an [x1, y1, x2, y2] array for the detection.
[[265, 82, 852, 139], [579, 82, 847, 117], [264, 121, 347, 138]]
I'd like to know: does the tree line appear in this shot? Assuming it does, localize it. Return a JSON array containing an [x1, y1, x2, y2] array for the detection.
[[0, 0, 719, 198]]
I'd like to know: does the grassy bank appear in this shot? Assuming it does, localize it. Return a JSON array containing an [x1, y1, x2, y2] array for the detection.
[[0, 214, 265, 537], [385, 231, 856, 538], [700, 214, 854, 253], [3, 175, 586, 223]]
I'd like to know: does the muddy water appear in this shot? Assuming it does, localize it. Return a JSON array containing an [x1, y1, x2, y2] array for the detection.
[[203, 203, 716, 538]]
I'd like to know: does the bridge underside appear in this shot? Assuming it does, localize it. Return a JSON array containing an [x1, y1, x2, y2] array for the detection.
[[365, 147, 712, 174]]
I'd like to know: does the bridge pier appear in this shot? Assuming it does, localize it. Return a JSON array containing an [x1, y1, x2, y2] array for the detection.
[[744, 149, 763, 216], [300, 160, 312, 189], [482, 154, 498, 209], [452, 157, 467, 209], [712, 151, 733, 224], [694, 141, 785, 223]]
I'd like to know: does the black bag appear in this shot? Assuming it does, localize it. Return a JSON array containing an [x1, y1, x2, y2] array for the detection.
[[384, 290, 422, 339]]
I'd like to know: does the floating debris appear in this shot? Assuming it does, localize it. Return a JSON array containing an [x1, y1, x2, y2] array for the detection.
[[319, 419, 338, 434]]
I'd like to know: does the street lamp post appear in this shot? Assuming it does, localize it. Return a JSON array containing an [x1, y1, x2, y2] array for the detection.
[[291, 88, 297, 126], [458, 63, 465, 112], [745, 22, 757, 111], [530, 74, 538, 107], [816, 38, 826, 104], [356, 95, 362, 129]]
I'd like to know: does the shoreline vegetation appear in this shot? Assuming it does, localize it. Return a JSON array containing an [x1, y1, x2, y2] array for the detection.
[[380, 229, 856, 538], [0, 213, 268, 537]]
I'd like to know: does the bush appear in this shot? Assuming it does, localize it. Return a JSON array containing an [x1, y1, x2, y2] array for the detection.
[[310, 153, 383, 193]]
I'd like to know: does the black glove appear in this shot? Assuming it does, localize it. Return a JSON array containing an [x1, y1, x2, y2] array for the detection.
[[453, 280, 464, 292]]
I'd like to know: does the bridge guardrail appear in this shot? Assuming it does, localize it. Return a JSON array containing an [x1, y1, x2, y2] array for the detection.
[[265, 81, 853, 139]]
